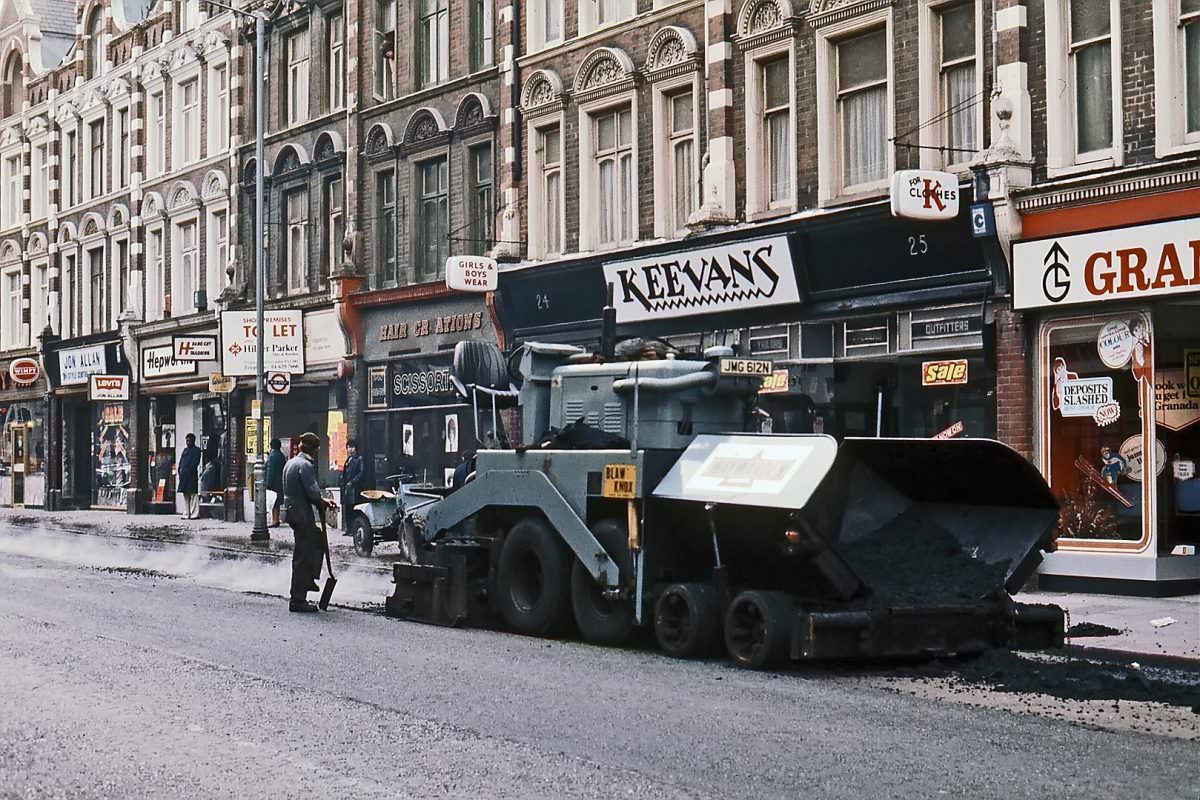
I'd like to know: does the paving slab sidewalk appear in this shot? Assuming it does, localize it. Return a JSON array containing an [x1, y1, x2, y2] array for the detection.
[[0, 506, 396, 568], [1019, 589, 1200, 669]]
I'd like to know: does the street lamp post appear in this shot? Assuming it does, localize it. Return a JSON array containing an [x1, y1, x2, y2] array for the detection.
[[203, 0, 271, 541], [249, 10, 269, 541]]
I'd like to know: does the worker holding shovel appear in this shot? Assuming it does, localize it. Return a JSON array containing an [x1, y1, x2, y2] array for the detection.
[[282, 432, 337, 613]]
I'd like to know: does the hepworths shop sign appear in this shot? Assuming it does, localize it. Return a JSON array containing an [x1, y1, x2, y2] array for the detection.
[[220, 310, 305, 376], [1013, 215, 1200, 309], [602, 236, 799, 323]]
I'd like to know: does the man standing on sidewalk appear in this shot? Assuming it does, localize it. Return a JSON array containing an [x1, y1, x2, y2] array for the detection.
[[178, 434, 202, 520], [282, 432, 336, 613]]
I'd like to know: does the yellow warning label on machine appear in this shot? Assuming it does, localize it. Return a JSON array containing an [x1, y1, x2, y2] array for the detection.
[[603, 464, 638, 499]]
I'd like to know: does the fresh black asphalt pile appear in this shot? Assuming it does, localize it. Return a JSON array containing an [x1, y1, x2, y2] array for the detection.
[[838, 509, 1010, 606], [1066, 622, 1123, 638], [913, 650, 1200, 713]]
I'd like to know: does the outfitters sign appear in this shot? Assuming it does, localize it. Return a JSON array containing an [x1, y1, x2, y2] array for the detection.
[[1013, 215, 1200, 309], [602, 235, 800, 323]]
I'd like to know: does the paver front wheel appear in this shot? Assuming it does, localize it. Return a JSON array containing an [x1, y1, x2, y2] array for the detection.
[[654, 583, 719, 659], [350, 515, 374, 557], [723, 590, 794, 669], [496, 517, 574, 637], [571, 519, 635, 645]]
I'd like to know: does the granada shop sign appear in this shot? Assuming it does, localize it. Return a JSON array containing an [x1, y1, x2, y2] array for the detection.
[[602, 235, 800, 324], [1013, 215, 1200, 309]]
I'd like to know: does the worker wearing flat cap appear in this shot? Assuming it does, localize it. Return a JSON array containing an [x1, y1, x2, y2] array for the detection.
[[282, 432, 336, 613]]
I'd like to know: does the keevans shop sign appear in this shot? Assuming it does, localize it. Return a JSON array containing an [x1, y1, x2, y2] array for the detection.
[[602, 235, 799, 323], [890, 170, 960, 221], [1013, 215, 1200, 309]]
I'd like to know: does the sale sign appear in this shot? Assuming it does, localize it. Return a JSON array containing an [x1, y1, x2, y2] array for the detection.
[[921, 359, 969, 386]]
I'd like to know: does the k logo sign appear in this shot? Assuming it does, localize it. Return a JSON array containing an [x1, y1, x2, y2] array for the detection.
[[1042, 242, 1071, 303]]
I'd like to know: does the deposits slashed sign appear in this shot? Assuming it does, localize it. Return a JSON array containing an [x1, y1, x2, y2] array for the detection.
[[142, 344, 198, 379], [602, 235, 799, 323], [890, 170, 960, 221], [1012, 215, 1200, 309], [220, 310, 305, 376], [1056, 376, 1117, 420], [59, 345, 107, 386]]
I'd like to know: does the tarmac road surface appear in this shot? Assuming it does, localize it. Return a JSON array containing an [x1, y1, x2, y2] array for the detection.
[[0, 534, 1196, 800]]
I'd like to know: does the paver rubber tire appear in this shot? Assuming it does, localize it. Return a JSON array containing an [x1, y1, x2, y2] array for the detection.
[[723, 590, 794, 670], [570, 518, 635, 645], [497, 517, 574, 637], [654, 583, 720, 659], [350, 515, 374, 557]]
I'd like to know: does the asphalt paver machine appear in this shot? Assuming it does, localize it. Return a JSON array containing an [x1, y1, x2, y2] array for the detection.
[[385, 338, 1064, 668]]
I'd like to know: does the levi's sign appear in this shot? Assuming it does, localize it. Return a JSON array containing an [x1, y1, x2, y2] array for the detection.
[[890, 170, 960, 221], [1013, 215, 1200, 309], [602, 236, 799, 323]]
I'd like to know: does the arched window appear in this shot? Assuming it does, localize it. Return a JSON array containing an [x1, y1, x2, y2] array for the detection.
[[87, 9, 104, 76], [1, 52, 22, 118]]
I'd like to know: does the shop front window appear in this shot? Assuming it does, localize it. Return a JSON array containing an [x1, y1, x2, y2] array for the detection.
[[1041, 313, 1153, 546], [93, 401, 131, 509], [1, 402, 45, 476], [149, 396, 177, 504]]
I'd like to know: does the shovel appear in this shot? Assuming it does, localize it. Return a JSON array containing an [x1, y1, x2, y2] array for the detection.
[[318, 504, 338, 610]]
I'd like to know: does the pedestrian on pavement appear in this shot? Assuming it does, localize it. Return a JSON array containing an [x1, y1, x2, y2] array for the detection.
[[178, 433, 202, 520], [266, 438, 286, 527], [339, 438, 365, 517], [283, 432, 336, 613]]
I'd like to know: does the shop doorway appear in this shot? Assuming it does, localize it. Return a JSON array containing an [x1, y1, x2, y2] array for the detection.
[[1153, 304, 1200, 552], [63, 402, 92, 508]]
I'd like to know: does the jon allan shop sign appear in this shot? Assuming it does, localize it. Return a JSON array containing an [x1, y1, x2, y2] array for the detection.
[[602, 235, 800, 324], [1013, 215, 1200, 309]]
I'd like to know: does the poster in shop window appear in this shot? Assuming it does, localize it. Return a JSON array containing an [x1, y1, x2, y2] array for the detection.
[[444, 414, 459, 454], [402, 424, 414, 457]]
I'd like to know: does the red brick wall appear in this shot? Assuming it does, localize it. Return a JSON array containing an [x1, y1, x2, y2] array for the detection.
[[994, 305, 1034, 461]]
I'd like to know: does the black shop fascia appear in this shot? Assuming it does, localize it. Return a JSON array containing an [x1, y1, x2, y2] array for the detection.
[[41, 333, 133, 511], [495, 196, 1006, 440], [358, 292, 501, 490]]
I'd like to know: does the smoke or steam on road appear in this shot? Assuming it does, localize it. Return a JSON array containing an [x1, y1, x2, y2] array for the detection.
[[0, 524, 392, 609]]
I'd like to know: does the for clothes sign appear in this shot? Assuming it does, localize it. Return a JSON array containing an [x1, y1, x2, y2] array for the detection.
[[602, 235, 800, 323], [1013, 215, 1200, 309], [220, 310, 305, 376]]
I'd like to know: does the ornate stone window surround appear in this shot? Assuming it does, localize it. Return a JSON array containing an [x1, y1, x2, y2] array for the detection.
[[80, 213, 107, 334], [401, 107, 451, 157], [916, 0, 985, 173], [202, 169, 230, 307], [814, 5, 895, 205], [79, 91, 108, 203], [574, 48, 639, 251], [204, 44, 232, 160], [736, 0, 799, 217], [24, 117, 50, 222], [645, 26, 702, 238], [0, 242, 23, 350], [521, 69, 567, 260], [270, 146, 312, 298], [169, 44, 204, 169], [55, 104, 81, 212], [167, 180, 202, 315], [142, 192, 168, 322], [0, 134, 22, 233], [141, 61, 169, 179], [106, 204, 131, 327]]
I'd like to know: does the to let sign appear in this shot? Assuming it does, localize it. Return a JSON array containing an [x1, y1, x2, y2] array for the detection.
[[220, 310, 305, 376], [1012, 215, 1200, 309], [890, 170, 960, 221]]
